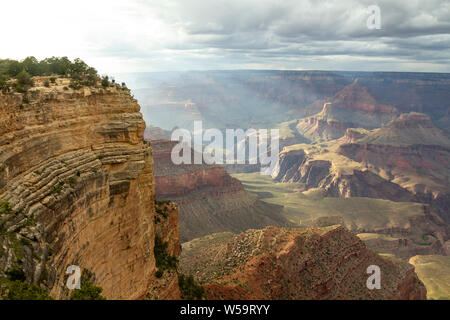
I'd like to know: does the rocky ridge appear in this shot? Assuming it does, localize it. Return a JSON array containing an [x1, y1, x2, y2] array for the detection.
[[181, 225, 427, 299]]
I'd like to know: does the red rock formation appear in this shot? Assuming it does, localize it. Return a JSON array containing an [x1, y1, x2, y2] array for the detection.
[[181, 226, 427, 300], [152, 139, 243, 197], [295, 81, 398, 142], [337, 113, 450, 222], [273, 147, 414, 202], [155, 167, 241, 197]]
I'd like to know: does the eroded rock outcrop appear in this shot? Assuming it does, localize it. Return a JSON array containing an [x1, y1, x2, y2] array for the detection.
[[294, 82, 398, 142], [273, 147, 414, 202], [338, 113, 450, 223], [270, 136, 449, 259], [181, 225, 427, 300], [143, 125, 171, 141], [0, 77, 180, 299]]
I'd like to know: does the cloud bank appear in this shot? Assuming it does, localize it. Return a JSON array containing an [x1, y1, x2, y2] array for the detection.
[[1, 0, 449, 73]]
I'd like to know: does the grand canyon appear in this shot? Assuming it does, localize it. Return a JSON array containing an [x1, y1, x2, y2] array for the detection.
[[142, 70, 450, 300], [2, 4, 450, 318], [1, 64, 449, 300]]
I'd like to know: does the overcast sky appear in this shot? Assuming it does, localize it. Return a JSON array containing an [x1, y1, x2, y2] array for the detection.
[[1, 0, 449, 74]]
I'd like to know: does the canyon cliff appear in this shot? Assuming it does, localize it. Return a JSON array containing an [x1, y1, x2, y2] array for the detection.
[[273, 113, 450, 219], [269, 113, 450, 261], [151, 139, 289, 242], [338, 113, 450, 223], [0, 77, 180, 299]]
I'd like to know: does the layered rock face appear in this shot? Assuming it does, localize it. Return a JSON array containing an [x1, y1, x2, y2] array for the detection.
[[274, 113, 450, 223], [322, 170, 416, 201], [181, 226, 427, 300], [270, 114, 450, 261], [151, 139, 289, 242], [338, 113, 450, 223], [0, 78, 180, 299], [273, 147, 414, 202], [153, 140, 242, 197], [147, 200, 181, 299], [295, 82, 398, 142]]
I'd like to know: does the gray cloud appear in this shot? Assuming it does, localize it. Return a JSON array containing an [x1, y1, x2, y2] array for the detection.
[[109, 0, 449, 72], [7, 0, 447, 73]]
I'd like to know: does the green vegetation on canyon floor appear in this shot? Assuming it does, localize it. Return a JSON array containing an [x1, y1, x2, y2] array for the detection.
[[409, 255, 450, 300], [232, 172, 423, 231]]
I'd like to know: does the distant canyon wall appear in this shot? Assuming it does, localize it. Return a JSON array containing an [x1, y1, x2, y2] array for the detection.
[[151, 139, 289, 242], [134, 70, 450, 131]]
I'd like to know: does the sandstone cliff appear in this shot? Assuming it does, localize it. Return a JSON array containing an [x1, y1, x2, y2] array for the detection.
[[146, 200, 181, 299], [181, 225, 427, 299], [0, 77, 180, 299]]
